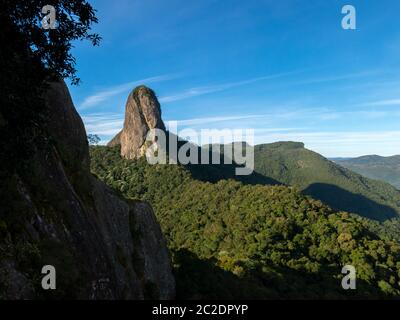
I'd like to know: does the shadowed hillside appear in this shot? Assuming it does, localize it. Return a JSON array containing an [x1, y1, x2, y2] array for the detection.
[[253, 142, 400, 221], [90, 145, 400, 299], [334, 155, 400, 190]]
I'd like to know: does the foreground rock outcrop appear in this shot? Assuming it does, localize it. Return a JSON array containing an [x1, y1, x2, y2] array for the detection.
[[0, 81, 175, 299], [108, 86, 165, 159]]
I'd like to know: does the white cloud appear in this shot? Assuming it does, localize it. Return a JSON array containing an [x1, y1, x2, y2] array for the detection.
[[82, 113, 124, 136], [254, 130, 400, 157], [79, 74, 178, 110], [82, 110, 400, 157], [171, 115, 261, 126], [292, 70, 378, 86], [360, 99, 400, 107], [159, 71, 301, 103]]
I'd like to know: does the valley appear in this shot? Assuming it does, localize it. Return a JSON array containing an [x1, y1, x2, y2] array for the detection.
[[334, 155, 400, 190]]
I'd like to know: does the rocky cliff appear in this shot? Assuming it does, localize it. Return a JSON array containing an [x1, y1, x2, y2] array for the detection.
[[0, 81, 175, 299], [107, 86, 165, 159]]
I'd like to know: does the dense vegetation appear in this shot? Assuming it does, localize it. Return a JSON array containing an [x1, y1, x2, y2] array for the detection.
[[335, 155, 400, 190], [253, 142, 400, 221], [90, 146, 400, 299]]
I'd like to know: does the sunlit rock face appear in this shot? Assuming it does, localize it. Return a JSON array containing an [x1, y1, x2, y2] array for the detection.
[[108, 86, 165, 159]]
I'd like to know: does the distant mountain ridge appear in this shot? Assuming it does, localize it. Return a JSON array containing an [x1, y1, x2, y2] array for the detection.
[[252, 141, 400, 221], [334, 155, 400, 190]]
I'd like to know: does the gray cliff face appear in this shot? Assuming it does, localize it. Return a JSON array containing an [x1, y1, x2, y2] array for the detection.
[[107, 86, 165, 159], [0, 81, 175, 299]]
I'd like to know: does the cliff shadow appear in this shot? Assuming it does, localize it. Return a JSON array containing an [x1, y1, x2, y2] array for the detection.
[[303, 183, 398, 221], [173, 249, 385, 300], [185, 162, 282, 186], [173, 249, 277, 299]]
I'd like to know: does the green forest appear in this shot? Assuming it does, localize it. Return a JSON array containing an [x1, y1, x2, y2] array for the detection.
[[253, 142, 400, 221], [335, 155, 400, 190], [90, 146, 400, 299]]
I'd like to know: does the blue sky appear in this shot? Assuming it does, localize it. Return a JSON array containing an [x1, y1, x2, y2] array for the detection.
[[68, 0, 400, 157]]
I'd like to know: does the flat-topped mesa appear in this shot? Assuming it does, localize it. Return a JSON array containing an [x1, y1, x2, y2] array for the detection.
[[108, 85, 165, 159]]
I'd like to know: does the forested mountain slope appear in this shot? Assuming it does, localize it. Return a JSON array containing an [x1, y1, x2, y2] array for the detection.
[[334, 155, 400, 190], [90, 146, 400, 299], [253, 142, 400, 221]]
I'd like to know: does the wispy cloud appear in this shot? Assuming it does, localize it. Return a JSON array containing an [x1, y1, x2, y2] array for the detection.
[[257, 130, 400, 142], [254, 130, 400, 157], [158, 70, 381, 104], [360, 99, 400, 107], [171, 115, 262, 126], [79, 74, 178, 110], [159, 71, 302, 103], [292, 70, 379, 86], [81, 110, 400, 156], [168, 107, 396, 129], [82, 113, 124, 136], [263, 107, 400, 122]]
